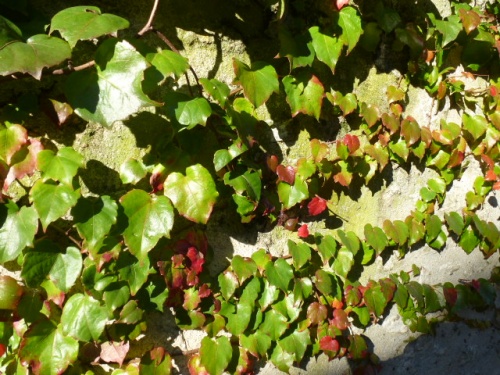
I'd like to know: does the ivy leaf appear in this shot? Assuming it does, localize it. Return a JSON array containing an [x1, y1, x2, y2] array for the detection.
[[4, 139, 44, 190], [278, 176, 309, 209], [401, 116, 420, 146], [348, 334, 368, 359], [383, 220, 408, 245], [224, 169, 261, 202], [364, 224, 387, 255], [120, 158, 147, 184], [259, 309, 288, 340], [458, 9, 481, 35], [333, 247, 354, 280], [73, 195, 118, 254], [50, 6, 129, 48], [66, 39, 158, 127], [214, 139, 248, 172], [278, 329, 311, 362], [265, 258, 293, 292], [0, 202, 38, 263], [140, 347, 172, 375], [100, 341, 129, 367], [233, 59, 279, 108], [309, 26, 343, 72], [337, 230, 360, 255], [19, 318, 78, 375], [0, 35, 71, 79], [227, 303, 253, 335], [445, 212, 464, 236], [462, 114, 487, 140], [240, 331, 272, 358], [218, 271, 239, 300], [270, 345, 294, 373], [288, 240, 311, 270], [30, 180, 80, 231], [0, 123, 27, 164], [232, 255, 257, 284], [338, 7, 363, 54], [308, 196, 328, 216], [147, 49, 189, 79], [117, 252, 150, 296], [174, 97, 213, 129], [307, 302, 328, 325], [434, 15, 462, 47], [363, 284, 387, 317], [121, 190, 173, 258], [199, 336, 232, 375], [282, 71, 324, 120], [164, 164, 218, 224], [38, 147, 84, 186], [200, 78, 230, 107], [49, 246, 82, 292], [315, 234, 338, 263], [60, 293, 108, 342]]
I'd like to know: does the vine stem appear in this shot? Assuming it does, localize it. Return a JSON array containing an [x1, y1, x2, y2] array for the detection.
[[52, 61, 95, 75], [137, 0, 160, 36]]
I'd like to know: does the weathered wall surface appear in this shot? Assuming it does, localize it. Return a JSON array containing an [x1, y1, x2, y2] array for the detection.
[[2, 0, 499, 374]]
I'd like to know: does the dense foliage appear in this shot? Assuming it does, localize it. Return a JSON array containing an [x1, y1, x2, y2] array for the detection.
[[0, 0, 499, 374]]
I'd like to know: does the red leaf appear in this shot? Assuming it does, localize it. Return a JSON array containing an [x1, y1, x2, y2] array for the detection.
[[343, 134, 360, 154], [319, 336, 340, 353], [298, 224, 309, 238], [308, 196, 328, 216], [485, 169, 497, 181], [267, 154, 279, 173], [443, 286, 457, 306], [198, 283, 211, 298], [331, 309, 349, 330], [336, 0, 350, 10], [100, 341, 129, 366], [493, 181, 500, 190], [276, 165, 295, 185], [187, 247, 205, 275], [0, 344, 6, 357], [481, 154, 495, 169]]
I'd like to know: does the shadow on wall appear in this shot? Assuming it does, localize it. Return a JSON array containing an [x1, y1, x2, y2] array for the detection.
[[379, 322, 500, 375]]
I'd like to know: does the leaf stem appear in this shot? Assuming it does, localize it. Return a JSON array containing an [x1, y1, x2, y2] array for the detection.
[[137, 0, 160, 36], [52, 61, 95, 75]]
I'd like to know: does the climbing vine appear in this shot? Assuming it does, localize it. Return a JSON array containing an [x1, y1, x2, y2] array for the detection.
[[0, 0, 499, 374]]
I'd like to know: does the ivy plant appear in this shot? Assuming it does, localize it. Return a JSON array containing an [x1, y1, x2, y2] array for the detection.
[[0, 0, 499, 374]]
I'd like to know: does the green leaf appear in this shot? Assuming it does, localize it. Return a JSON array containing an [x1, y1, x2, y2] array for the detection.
[[0, 202, 38, 263], [333, 247, 354, 280], [199, 336, 232, 375], [224, 169, 261, 201], [38, 147, 84, 186], [337, 230, 360, 255], [30, 180, 80, 231], [50, 6, 129, 48], [147, 49, 189, 79], [259, 279, 280, 310], [121, 190, 174, 258], [338, 7, 363, 54], [200, 78, 230, 107], [240, 331, 272, 358], [48, 246, 82, 292], [233, 59, 279, 108], [445, 212, 465, 236], [282, 71, 324, 120], [364, 224, 387, 255], [315, 234, 338, 263], [19, 318, 78, 375], [383, 220, 409, 245], [314, 269, 338, 298], [117, 252, 150, 296], [164, 164, 218, 224], [348, 334, 368, 359], [309, 26, 343, 72], [462, 113, 488, 140], [227, 302, 253, 335], [140, 347, 172, 375], [66, 39, 158, 127], [364, 285, 387, 317], [120, 158, 147, 184], [288, 240, 311, 270], [0, 35, 71, 79], [401, 117, 420, 146], [434, 15, 462, 47], [265, 258, 293, 292], [103, 282, 130, 312], [294, 277, 313, 301], [425, 214, 442, 242], [271, 344, 294, 373], [278, 329, 311, 362], [0, 123, 27, 164], [277, 176, 309, 209], [232, 255, 257, 284], [175, 97, 213, 129], [73, 195, 118, 254], [259, 309, 288, 340], [218, 271, 239, 300], [214, 140, 249, 172], [61, 293, 108, 342]]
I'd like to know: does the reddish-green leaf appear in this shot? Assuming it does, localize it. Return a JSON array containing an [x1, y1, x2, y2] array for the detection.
[[309, 26, 343, 72], [364, 284, 387, 317], [61, 293, 108, 342], [383, 220, 409, 245], [458, 9, 480, 34], [382, 113, 400, 134], [100, 341, 130, 367], [0, 202, 38, 263], [282, 72, 324, 120], [121, 190, 174, 257], [50, 6, 129, 48], [0, 123, 27, 164], [19, 318, 79, 375], [307, 302, 328, 325], [200, 336, 232, 375], [233, 59, 279, 108], [4, 139, 43, 189], [364, 143, 389, 171], [401, 116, 420, 146], [348, 334, 368, 359], [164, 164, 218, 224]]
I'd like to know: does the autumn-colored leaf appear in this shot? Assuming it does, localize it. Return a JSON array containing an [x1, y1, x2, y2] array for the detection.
[[100, 341, 129, 366], [276, 165, 296, 185], [308, 196, 328, 216], [298, 224, 309, 238]]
